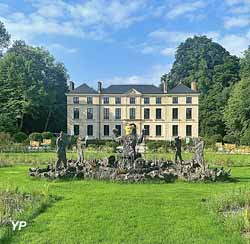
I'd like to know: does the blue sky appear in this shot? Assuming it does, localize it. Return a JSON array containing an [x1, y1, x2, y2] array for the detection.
[[0, 0, 249, 89]]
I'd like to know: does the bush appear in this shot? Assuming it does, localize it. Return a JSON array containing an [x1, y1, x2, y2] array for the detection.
[[0, 132, 12, 145], [240, 129, 250, 146], [223, 134, 237, 144], [29, 132, 43, 142], [13, 132, 28, 143], [41, 132, 54, 139], [211, 134, 223, 143]]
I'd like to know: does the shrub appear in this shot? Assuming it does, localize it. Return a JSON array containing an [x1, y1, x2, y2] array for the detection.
[[29, 132, 43, 142], [211, 134, 223, 143], [0, 132, 12, 145], [223, 134, 237, 144], [13, 132, 28, 143], [240, 129, 250, 146], [41, 132, 54, 139]]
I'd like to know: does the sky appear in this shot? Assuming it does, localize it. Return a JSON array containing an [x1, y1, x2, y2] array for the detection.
[[0, 0, 249, 89]]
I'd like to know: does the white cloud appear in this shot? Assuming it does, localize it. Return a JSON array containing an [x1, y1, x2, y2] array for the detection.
[[161, 47, 176, 57], [103, 64, 172, 86], [224, 16, 250, 28], [46, 43, 78, 54], [167, 1, 206, 19], [0, 0, 150, 43], [217, 34, 250, 56]]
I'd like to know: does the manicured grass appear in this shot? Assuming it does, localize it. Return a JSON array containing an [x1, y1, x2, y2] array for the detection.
[[0, 164, 249, 243], [1, 151, 250, 167]]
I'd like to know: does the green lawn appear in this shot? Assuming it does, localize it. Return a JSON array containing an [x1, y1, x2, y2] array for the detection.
[[0, 153, 250, 243]]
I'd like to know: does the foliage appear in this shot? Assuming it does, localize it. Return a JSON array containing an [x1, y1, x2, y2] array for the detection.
[[0, 114, 17, 134], [0, 21, 10, 55], [0, 40, 69, 134], [240, 129, 250, 146], [224, 48, 250, 141], [210, 134, 223, 143], [223, 134, 237, 144], [13, 132, 28, 143], [29, 132, 43, 142], [0, 132, 11, 145], [165, 36, 240, 137], [41, 132, 54, 139]]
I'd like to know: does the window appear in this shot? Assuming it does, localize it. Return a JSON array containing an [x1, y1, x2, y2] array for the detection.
[[130, 97, 135, 104], [143, 125, 150, 136], [156, 125, 162, 136], [144, 108, 150, 119], [87, 125, 93, 136], [115, 125, 121, 136], [156, 108, 162, 119], [115, 97, 121, 104], [87, 108, 93, 120], [186, 108, 192, 120], [104, 125, 109, 136], [144, 97, 150, 104], [73, 97, 79, 104], [156, 97, 161, 104], [172, 97, 178, 104], [104, 108, 109, 120], [103, 96, 109, 104], [87, 96, 93, 104], [115, 108, 121, 120], [172, 125, 178, 137], [73, 108, 79, 119], [186, 125, 192, 137], [130, 108, 136, 120], [74, 125, 79, 136], [172, 108, 178, 120], [186, 96, 192, 104]]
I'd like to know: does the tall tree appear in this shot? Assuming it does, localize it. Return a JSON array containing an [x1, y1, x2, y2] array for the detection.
[[0, 21, 10, 56], [224, 47, 250, 139], [0, 41, 69, 133], [165, 36, 240, 137]]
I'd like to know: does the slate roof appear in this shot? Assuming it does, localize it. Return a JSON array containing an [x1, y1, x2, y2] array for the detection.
[[69, 83, 98, 94], [102, 84, 163, 94], [69, 83, 199, 95], [167, 83, 199, 94]]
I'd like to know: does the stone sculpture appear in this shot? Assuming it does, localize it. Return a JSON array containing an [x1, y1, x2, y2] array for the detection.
[[77, 136, 88, 164], [174, 136, 183, 163], [193, 137, 205, 171], [55, 132, 67, 170]]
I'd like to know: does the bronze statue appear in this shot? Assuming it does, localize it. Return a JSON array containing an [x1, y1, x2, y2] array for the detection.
[[174, 136, 183, 163], [55, 132, 67, 170]]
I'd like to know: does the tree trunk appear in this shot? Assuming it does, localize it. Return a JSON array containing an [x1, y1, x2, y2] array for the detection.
[[44, 110, 52, 131], [18, 113, 24, 131]]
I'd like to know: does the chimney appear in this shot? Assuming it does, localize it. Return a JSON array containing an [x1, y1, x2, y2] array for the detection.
[[69, 81, 75, 91], [161, 75, 168, 93], [163, 81, 167, 93], [191, 81, 197, 91], [98, 81, 102, 93]]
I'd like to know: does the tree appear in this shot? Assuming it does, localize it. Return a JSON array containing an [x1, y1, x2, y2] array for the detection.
[[165, 36, 240, 137], [224, 48, 250, 140], [0, 41, 69, 133], [0, 21, 10, 55]]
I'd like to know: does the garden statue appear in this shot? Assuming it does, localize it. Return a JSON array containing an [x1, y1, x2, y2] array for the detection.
[[174, 136, 183, 163], [193, 137, 205, 171], [55, 131, 67, 170], [77, 136, 88, 164], [112, 123, 144, 160]]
